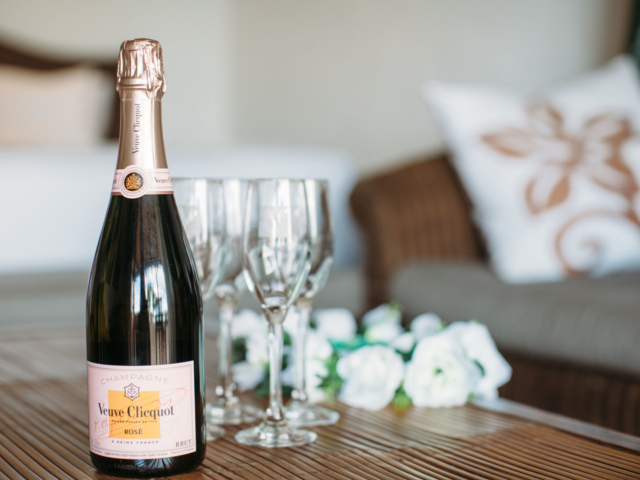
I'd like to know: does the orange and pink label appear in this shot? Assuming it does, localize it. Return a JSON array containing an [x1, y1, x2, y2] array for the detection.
[[87, 361, 196, 459]]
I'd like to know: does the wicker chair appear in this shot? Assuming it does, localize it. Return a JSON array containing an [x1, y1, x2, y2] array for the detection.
[[350, 154, 482, 307], [349, 154, 640, 436]]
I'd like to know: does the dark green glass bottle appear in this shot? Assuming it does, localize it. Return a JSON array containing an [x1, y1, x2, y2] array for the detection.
[[86, 39, 205, 478]]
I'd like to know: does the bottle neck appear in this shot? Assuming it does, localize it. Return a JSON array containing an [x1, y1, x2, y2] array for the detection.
[[117, 88, 168, 170]]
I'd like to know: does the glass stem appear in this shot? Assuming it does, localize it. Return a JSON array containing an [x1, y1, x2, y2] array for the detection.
[[266, 318, 285, 425], [217, 303, 236, 401], [292, 303, 311, 404]]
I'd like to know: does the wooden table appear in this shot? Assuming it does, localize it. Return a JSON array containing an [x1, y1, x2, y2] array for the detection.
[[1, 326, 640, 479]]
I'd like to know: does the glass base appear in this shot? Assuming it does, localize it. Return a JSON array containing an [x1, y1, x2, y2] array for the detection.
[[206, 423, 225, 441], [207, 398, 264, 425], [284, 401, 340, 427], [235, 422, 317, 448]]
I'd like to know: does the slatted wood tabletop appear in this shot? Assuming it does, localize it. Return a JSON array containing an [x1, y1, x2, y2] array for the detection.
[[1, 326, 640, 479]]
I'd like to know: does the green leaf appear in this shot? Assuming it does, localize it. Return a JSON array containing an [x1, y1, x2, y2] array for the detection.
[[252, 377, 270, 397], [232, 338, 247, 364], [474, 360, 486, 376], [317, 353, 344, 402], [392, 384, 412, 412], [397, 344, 415, 363], [388, 300, 404, 314], [331, 334, 366, 352]]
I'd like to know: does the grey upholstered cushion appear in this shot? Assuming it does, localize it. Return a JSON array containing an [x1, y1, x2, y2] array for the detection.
[[391, 261, 640, 378], [0, 270, 89, 329]]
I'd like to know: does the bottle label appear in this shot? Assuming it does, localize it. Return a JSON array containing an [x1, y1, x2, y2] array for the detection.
[[112, 166, 173, 199], [87, 361, 197, 459]]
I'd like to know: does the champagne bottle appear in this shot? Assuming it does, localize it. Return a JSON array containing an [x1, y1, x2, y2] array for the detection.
[[86, 39, 206, 477]]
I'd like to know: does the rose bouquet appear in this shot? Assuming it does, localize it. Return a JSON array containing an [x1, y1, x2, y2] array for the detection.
[[230, 303, 511, 411]]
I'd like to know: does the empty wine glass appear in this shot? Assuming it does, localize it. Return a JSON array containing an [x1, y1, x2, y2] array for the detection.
[[284, 180, 338, 427], [207, 179, 263, 425], [235, 179, 315, 448], [173, 178, 227, 441]]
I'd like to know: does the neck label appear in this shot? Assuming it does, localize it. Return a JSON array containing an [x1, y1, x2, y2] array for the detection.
[[112, 166, 173, 198]]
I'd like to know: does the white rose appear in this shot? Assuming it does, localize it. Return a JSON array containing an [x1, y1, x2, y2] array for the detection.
[[232, 361, 266, 391], [231, 309, 269, 365], [411, 313, 445, 340], [245, 332, 269, 365], [282, 307, 299, 336], [306, 330, 333, 361], [444, 321, 512, 400], [405, 332, 482, 408], [314, 308, 357, 342], [337, 345, 404, 410], [281, 358, 329, 404], [362, 304, 402, 327], [282, 330, 333, 402], [232, 309, 266, 340], [390, 332, 416, 353], [305, 359, 330, 403], [283, 327, 332, 378], [364, 320, 404, 344]]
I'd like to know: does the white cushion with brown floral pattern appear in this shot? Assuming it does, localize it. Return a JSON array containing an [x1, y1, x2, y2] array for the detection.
[[424, 56, 640, 283]]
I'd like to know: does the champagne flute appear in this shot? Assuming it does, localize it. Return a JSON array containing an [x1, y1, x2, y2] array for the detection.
[[235, 179, 316, 448], [173, 178, 227, 441], [284, 180, 338, 426], [207, 179, 263, 425]]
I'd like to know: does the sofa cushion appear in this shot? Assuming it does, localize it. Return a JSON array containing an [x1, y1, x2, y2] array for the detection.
[[391, 261, 640, 378], [424, 56, 640, 283], [0, 271, 89, 329]]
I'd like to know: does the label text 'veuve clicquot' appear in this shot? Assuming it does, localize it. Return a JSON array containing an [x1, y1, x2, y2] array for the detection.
[[132, 103, 141, 154], [97, 402, 175, 420]]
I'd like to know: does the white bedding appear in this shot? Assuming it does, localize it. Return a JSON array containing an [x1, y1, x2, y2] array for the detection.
[[0, 144, 360, 274]]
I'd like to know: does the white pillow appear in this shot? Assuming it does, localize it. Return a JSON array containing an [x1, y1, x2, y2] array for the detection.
[[424, 56, 640, 283], [0, 65, 112, 145]]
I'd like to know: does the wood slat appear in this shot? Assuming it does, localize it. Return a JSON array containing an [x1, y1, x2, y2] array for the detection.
[[1, 326, 640, 479]]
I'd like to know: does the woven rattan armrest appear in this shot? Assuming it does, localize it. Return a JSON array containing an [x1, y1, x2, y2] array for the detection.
[[349, 154, 482, 307]]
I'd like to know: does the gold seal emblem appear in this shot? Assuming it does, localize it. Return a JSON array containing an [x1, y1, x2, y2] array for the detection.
[[124, 172, 144, 191]]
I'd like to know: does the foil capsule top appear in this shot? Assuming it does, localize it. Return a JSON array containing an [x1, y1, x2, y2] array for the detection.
[[117, 38, 166, 97]]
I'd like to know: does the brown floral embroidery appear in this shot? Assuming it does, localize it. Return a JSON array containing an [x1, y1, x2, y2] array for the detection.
[[481, 101, 639, 276]]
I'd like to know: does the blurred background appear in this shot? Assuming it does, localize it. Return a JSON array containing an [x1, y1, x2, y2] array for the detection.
[[1, 0, 639, 434], [0, 0, 630, 171]]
